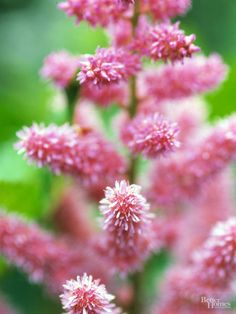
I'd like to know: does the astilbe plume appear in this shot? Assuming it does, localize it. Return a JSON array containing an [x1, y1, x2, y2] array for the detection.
[[141, 0, 191, 21], [140, 54, 228, 102], [133, 20, 199, 63], [121, 113, 180, 158], [16, 123, 126, 186], [77, 48, 141, 86], [149, 115, 236, 207], [0, 211, 110, 293], [58, 0, 129, 27], [99, 180, 155, 273], [40, 51, 79, 88], [60, 273, 121, 314]]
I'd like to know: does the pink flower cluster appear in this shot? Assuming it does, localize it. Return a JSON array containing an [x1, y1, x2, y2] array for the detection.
[[99, 181, 155, 273], [141, 0, 191, 20], [0, 296, 18, 314], [149, 115, 236, 207], [16, 123, 126, 186], [140, 54, 228, 102], [60, 274, 121, 314], [121, 113, 180, 158], [40, 51, 79, 88], [78, 48, 141, 86]]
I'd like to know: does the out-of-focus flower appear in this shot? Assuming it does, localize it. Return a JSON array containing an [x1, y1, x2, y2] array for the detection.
[[149, 115, 236, 207], [108, 20, 133, 48], [60, 273, 121, 314], [0, 210, 110, 293], [77, 48, 141, 86], [40, 51, 79, 88], [58, 0, 129, 27], [81, 81, 129, 107], [133, 21, 199, 63], [121, 113, 180, 158], [140, 55, 228, 102], [16, 123, 126, 186], [141, 0, 191, 21], [99, 180, 155, 273], [193, 217, 236, 287]]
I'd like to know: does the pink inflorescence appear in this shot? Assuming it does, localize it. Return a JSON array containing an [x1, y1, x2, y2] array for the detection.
[[141, 54, 228, 102], [141, 0, 191, 21], [0, 296, 18, 314], [40, 51, 79, 88], [149, 115, 236, 207], [99, 180, 154, 273], [77, 48, 141, 86], [60, 273, 120, 314], [192, 217, 236, 287], [148, 22, 200, 62], [16, 123, 126, 186], [121, 113, 180, 158], [58, 0, 129, 27]]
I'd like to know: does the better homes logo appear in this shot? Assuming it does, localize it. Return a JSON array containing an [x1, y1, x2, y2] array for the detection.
[[201, 297, 231, 310]]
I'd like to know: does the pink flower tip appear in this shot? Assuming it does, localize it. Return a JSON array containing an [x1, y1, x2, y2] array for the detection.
[[121, 113, 180, 159], [60, 273, 120, 314]]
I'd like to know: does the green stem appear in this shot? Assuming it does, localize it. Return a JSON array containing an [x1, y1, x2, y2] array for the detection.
[[65, 83, 80, 122]]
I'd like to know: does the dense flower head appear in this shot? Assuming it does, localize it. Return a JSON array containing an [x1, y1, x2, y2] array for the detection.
[[60, 273, 120, 314], [99, 181, 155, 273], [108, 20, 132, 48], [0, 296, 18, 314], [140, 55, 228, 102], [58, 0, 129, 27], [141, 0, 191, 21], [81, 82, 129, 107], [77, 48, 141, 86], [149, 115, 236, 207], [121, 113, 180, 158], [133, 21, 199, 63], [16, 123, 126, 186], [192, 218, 236, 286], [40, 51, 79, 88]]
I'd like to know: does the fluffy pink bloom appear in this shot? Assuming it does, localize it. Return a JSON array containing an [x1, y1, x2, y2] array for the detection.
[[149, 116, 236, 207], [58, 0, 130, 27], [81, 81, 129, 107], [140, 55, 228, 102], [40, 51, 79, 88], [99, 180, 155, 273], [141, 0, 191, 21], [16, 123, 126, 186], [0, 211, 110, 293], [133, 21, 199, 63], [121, 113, 180, 158], [77, 48, 141, 86], [60, 273, 121, 314], [0, 296, 18, 314], [192, 218, 236, 287]]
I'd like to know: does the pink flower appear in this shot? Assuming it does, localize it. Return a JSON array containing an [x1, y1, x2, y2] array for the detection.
[[140, 55, 228, 101], [149, 115, 236, 207], [0, 211, 110, 293], [58, 0, 130, 27], [133, 21, 199, 63], [77, 48, 141, 86], [81, 82, 129, 107], [60, 273, 121, 314], [40, 51, 79, 88], [16, 123, 126, 186], [141, 0, 191, 21], [193, 217, 236, 286], [99, 180, 155, 273], [108, 20, 132, 48], [121, 113, 180, 158]]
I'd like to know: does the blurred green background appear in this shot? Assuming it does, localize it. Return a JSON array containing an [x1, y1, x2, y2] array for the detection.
[[0, 0, 236, 313]]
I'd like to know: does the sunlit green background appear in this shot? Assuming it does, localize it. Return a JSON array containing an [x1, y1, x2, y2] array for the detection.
[[0, 0, 236, 313]]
